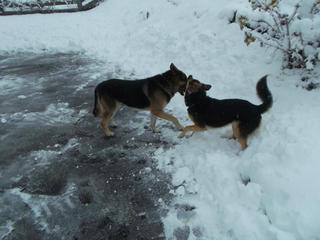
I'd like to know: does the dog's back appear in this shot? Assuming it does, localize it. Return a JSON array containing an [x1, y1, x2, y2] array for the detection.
[[188, 96, 262, 128], [96, 79, 150, 109]]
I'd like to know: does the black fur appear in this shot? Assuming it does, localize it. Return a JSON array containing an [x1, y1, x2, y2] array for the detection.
[[93, 66, 187, 116], [93, 89, 99, 117], [185, 76, 273, 138], [256, 75, 273, 113]]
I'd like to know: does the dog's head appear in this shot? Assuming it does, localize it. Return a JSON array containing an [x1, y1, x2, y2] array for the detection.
[[185, 75, 211, 95], [169, 63, 188, 95]]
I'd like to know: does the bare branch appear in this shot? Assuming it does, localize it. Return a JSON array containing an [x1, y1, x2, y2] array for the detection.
[[310, 2, 320, 14], [256, 19, 276, 32], [270, 10, 284, 34], [288, 4, 299, 24], [252, 33, 286, 52], [285, 22, 291, 51]]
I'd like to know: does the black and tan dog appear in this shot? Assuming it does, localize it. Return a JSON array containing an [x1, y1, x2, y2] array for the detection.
[[179, 75, 273, 149], [93, 63, 188, 136]]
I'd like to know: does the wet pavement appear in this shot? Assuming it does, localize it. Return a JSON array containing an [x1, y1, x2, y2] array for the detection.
[[0, 52, 174, 240]]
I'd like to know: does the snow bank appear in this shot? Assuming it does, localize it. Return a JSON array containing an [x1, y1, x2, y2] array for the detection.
[[157, 81, 320, 239]]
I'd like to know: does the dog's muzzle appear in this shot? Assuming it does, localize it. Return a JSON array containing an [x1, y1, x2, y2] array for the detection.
[[178, 89, 185, 96]]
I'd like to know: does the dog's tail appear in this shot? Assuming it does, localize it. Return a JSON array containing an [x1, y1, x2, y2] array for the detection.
[[93, 87, 99, 117], [256, 75, 273, 114]]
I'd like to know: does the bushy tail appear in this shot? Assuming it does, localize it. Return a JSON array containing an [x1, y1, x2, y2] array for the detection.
[[93, 88, 99, 117], [256, 75, 273, 114]]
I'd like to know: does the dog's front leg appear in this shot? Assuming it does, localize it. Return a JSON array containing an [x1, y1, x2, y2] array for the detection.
[[151, 109, 183, 131], [178, 125, 207, 138]]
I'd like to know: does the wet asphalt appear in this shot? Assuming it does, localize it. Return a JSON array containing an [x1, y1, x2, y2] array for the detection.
[[0, 52, 175, 240]]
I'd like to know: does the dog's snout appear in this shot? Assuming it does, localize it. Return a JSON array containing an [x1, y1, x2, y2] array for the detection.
[[203, 84, 212, 91]]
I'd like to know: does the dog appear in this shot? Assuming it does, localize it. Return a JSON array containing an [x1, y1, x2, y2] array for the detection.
[[93, 63, 188, 136], [179, 75, 273, 150]]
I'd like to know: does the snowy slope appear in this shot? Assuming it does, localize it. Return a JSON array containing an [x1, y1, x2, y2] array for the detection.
[[1, 0, 320, 239], [157, 82, 320, 240]]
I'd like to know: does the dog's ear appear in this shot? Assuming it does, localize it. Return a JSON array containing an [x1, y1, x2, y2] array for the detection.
[[170, 63, 178, 72], [187, 75, 193, 80], [202, 84, 212, 91]]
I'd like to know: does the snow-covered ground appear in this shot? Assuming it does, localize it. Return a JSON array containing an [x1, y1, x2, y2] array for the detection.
[[1, 0, 320, 239]]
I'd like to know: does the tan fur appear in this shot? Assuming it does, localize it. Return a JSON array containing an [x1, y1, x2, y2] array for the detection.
[[98, 95, 120, 136], [238, 137, 248, 150], [149, 90, 183, 130], [178, 124, 207, 138], [231, 122, 237, 140], [232, 121, 248, 150]]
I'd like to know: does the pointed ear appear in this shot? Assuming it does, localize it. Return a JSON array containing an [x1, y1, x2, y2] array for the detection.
[[187, 75, 193, 80], [170, 63, 178, 72], [202, 84, 212, 91]]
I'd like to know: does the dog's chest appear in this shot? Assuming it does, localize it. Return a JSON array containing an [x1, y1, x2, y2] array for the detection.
[[187, 105, 206, 126]]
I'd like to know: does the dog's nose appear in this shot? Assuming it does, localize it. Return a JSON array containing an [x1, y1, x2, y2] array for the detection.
[[203, 84, 212, 90]]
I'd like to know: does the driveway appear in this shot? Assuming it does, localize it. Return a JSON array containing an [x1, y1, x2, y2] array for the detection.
[[0, 52, 173, 240]]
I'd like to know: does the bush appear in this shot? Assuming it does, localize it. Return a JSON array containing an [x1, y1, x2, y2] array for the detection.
[[237, 0, 320, 70]]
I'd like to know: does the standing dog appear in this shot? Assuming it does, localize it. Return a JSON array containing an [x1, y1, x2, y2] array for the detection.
[[93, 63, 188, 136], [179, 75, 273, 149]]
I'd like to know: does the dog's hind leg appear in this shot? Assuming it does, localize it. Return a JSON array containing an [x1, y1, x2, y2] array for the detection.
[[109, 102, 121, 128], [101, 112, 115, 137], [237, 117, 261, 150], [150, 113, 160, 133], [231, 122, 238, 140], [99, 95, 117, 137], [238, 137, 248, 150], [232, 121, 247, 150]]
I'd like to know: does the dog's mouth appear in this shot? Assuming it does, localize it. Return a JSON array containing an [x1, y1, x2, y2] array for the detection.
[[178, 84, 187, 96]]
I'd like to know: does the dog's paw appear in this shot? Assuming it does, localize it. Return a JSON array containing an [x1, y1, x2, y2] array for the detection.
[[178, 130, 194, 139], [185, 132, 194, 138], [178, 132, 186, 138], [105, 131, 115, 137], [221, 134, 236, 140], [110, 123, 118, 129], [152, 128, 161, 133], [175, 123, 184, 131]]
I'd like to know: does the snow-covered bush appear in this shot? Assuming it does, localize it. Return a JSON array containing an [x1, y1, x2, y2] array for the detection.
[[237, 0, 320, 70]]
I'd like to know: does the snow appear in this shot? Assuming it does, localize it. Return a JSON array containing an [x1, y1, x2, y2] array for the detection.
[[7, 184, 77, 231], [157, 87, 320, 239], [29, 138, 79, 166], [1, 0, 320, 239], [0, 103, 87, 125], [0, 220, 14, 239]]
